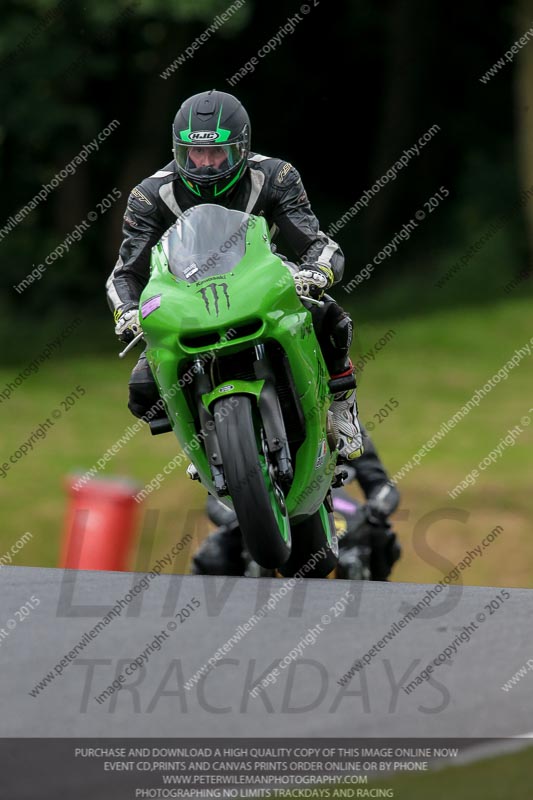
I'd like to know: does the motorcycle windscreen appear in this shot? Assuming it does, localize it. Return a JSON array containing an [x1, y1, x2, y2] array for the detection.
[[164, 204, 253, 283]]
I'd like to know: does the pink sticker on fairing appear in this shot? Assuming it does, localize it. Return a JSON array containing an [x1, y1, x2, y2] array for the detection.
[[141, 294, 162, 318]]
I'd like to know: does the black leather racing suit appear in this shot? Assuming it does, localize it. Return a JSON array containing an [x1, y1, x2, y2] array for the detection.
[[106, 153, 355, 419]]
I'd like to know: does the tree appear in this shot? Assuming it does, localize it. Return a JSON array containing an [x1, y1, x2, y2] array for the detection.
[[515, 0, 533, 262]]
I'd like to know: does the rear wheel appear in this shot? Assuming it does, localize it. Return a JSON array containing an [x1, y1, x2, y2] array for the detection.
[[214, 395, 291, 569]]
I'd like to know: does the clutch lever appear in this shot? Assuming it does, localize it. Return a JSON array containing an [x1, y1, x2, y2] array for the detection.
[[119, 331, 144, 358]]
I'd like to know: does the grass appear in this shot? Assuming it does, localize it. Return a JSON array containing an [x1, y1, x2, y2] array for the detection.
[[236, 745, 533, 799], [1, 295, 533, 586], [354, 294, 533, 588], [349, 744, 533, 799]]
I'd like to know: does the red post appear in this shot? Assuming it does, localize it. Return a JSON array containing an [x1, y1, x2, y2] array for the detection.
[[60, 476, 142, 571]]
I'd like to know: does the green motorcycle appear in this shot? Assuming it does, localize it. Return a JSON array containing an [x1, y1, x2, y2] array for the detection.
[[129, 204, 342, 577]]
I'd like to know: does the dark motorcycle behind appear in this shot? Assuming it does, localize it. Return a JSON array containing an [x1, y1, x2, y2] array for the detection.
[[331, 487, 400, 581]]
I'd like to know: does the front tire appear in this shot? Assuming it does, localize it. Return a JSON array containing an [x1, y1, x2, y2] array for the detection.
[[214, 395, 291, 569]]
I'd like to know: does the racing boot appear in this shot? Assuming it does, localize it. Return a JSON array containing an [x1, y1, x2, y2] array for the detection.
[[330, 387, 364, 461], [328, 360, 363, 461]]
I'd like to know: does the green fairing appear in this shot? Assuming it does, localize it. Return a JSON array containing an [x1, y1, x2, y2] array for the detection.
[[140, 206, 336, 523]]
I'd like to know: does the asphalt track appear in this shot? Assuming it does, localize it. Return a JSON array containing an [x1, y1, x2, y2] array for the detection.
[[1, 565, 533, 739]]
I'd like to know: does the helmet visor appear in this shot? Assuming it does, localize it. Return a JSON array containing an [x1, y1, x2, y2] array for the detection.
[[174, 139, 246, 186]]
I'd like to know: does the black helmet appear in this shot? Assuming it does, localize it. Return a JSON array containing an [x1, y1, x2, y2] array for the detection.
[[173, 90, 251, 200]]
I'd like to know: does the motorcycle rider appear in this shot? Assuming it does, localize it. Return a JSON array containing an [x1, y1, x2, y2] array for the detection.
[[107, 89, 363, 461], [191, 425, 401, 580]]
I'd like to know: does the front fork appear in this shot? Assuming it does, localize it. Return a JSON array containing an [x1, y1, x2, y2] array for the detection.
[[253, 344, 293, 485], [192, 358, 227, 495], [193, 346, 294, 496]]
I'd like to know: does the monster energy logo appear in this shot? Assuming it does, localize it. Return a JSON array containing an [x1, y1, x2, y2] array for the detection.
[[196, 282, 230, 316]]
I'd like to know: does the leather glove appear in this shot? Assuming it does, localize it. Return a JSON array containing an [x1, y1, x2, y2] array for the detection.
[[114, 307, 141, 343], [365, 481, 400, 526], [293, 264, 334, 300], [364, 499, 389, 528]]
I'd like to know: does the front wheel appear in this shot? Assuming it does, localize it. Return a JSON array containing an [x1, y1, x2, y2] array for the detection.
[[214, 395, 291, 569]]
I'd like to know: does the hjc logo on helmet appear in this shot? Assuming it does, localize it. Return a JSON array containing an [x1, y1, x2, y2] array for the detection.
[[188, 131, 220, 142]]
